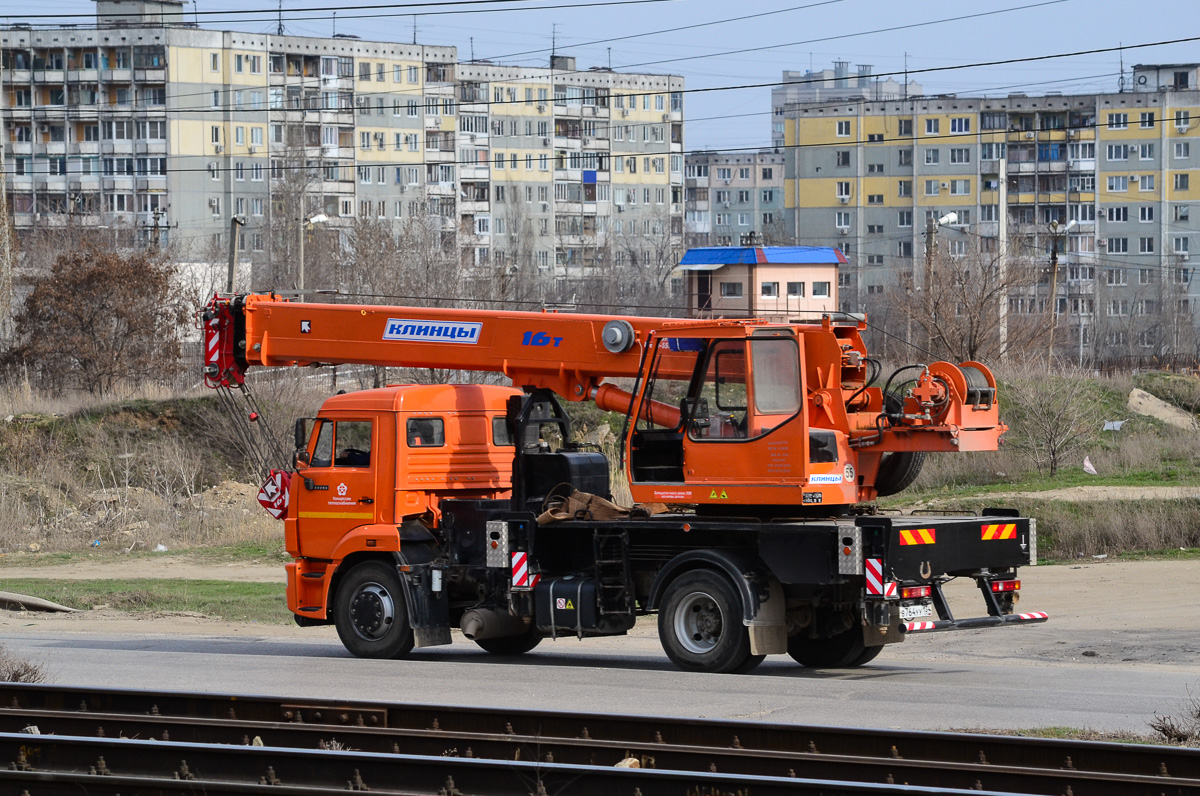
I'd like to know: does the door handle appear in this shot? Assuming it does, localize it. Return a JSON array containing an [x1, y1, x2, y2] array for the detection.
[[358, 497, 374, 504]]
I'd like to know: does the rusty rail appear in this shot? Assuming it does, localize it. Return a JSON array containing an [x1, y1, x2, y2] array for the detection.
[[0, 683, 1196, 795]]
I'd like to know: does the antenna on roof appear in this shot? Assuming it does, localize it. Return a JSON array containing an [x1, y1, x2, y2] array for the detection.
[[551, 24, 557, 65], [470, 37, 474, 62], [276, 0, 283, 36], [1118, 43, 1126, 92], [412, 15, 417, 45], [607, 47, 611, 70], [332, 11, 336, 37]]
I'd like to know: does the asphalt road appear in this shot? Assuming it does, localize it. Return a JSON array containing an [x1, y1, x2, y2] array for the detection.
[[4, 624, 1198, 734]]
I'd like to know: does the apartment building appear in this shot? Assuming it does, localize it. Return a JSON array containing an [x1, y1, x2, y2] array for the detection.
[[683, 149, 784, 249], [771, 63, 921, 148], [781, 64, 1200, 362], [456, 56, 684, 286], [0, 0, 684, 296]]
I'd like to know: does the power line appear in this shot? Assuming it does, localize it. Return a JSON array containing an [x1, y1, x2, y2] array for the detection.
[[1, 0, 679, 22]]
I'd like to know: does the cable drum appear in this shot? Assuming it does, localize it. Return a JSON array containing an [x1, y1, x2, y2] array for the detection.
[[960, 365, 995, 407]]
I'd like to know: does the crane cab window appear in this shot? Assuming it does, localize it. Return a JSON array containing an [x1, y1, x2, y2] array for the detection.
[[687, 338, 799, 441], [311, 420, 373, 467], [406, 417, 445, 447]]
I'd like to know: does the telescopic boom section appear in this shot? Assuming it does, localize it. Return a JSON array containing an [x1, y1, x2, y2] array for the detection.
[[204, 293, 711, 399]]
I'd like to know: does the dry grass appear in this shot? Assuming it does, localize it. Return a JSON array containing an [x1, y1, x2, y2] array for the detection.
[[0, 374, 328, 554], [1149, 685, 1200, 745], [0, 644, 49, 683]]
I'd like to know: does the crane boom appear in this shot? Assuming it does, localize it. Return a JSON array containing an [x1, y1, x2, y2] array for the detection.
[[206, 293, 719, 400]]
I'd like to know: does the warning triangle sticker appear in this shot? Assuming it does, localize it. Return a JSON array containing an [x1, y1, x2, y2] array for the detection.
[[565, 600, 574, 609]]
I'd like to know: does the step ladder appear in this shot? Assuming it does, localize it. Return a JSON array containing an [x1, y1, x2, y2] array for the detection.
[[592, 531, 634, 616]]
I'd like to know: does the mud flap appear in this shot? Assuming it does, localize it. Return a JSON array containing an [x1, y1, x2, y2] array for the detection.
[[862, 600, 902, 647], [746, 575, 787, 656], [395, 547, 451, 648]]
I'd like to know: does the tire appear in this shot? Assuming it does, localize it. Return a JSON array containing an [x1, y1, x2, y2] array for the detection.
[[657, 570, 764, 674], [788, 625, 882, 669], [876, 392, 925, 497], [333, 561, 415, 659], [474, 628, 543, 656], [875, 450, 925, 497]]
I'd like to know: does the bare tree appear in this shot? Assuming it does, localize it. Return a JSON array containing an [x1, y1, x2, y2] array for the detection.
[[1002, 365, 1106, 477], [4, 240, 190, 396], [893, 243, 1044, 363]]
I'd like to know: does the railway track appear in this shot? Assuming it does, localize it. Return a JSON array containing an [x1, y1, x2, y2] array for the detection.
[[0, 683, 1195, 795]]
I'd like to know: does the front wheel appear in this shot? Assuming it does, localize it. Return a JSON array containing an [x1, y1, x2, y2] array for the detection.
[[334, 561, 415, 659], [658, 570, 763, 674]]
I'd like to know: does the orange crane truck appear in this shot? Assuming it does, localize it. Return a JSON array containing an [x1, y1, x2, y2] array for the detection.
[[204, 293, 1045, 673]]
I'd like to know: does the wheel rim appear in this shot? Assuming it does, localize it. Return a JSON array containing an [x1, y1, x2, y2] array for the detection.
[[347, 582, 395, 642], [673, 590, 724, 655]]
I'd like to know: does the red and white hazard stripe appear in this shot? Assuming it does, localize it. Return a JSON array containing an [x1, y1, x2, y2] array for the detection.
[[511, 552, 540, 589], [864, 559, 895, 597], [905, 621, 937, 632], [206, 317, 221, 364], [865, 558, 883, 595], [1017, 611, 1048, 621]]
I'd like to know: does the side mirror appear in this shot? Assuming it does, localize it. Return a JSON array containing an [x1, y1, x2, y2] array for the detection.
[[293, 449, 310, 470], [294, 418, 310, 450]]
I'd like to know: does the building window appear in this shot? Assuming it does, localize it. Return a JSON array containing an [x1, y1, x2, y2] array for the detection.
[[719, 282, 744, 298], [1176, 173, 1191, 191], [1140, 111, 1155, 129], [1176, 142, 1191, 160], [1140, 143, 1155, 160], [1107, 206, 1127, 222], [1107, 144, 1129, 161], [897, 149, 912, 166], [1107, 113, 1128, 130], [949, 179, 970, 195], [925, 118, 939, 135], [925, 149, 940, 165], [761, 282, 779, 298], [1176, 110, 1192, 128], [898, 210, 913, 227], [950, 147, 970, 164], [1140, 175, 1155, 191], [836, 120, 851, 137], [835, 181, 850, 199], [949, 117, 970, 134], [1140, 237, 1155, 254], [1107, 237, 1128, 253], [787, 282, 805, 298], [867, 194, 883, 204], [1175, 237, 1190, 254], [836, 150, 850, 167], [812, 281, 831, 298], [924, 179, 939, 196], [835, 211, 851, 228], [1107, 175, 1129, 192]]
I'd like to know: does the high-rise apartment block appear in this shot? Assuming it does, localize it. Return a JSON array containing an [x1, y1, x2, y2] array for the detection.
[[771, 63, 921, 148], [781, 64, 1200, 361], [1, 0, 683, 295], [684, 149, 784, 249]]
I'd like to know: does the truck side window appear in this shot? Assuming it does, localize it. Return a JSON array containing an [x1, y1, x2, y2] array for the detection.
[[407, 417, 445, 447], [492, 416, 514, 447], [333, 421, 373, 467], [688, 342, 748, 440], [311, 421, 333, 467]]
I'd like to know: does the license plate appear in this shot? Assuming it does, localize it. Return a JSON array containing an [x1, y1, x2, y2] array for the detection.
[[900, 603, 933, 621]]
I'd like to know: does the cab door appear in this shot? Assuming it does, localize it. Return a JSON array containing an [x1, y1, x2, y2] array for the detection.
[[295, 417, 378, 559]]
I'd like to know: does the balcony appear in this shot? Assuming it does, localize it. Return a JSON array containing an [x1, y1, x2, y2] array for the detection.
[[424, 148, 455, 162], [101, 69, 132, 82], [10, 142, 33, 156], [977, 221, 999, 237], [66, 69, 99, 83], [133, 68, 166, 83], [32, 69, 65, 83], [460, 164, 490, 180], [101, 140, 135, 155], [44, 141, 67, 156]]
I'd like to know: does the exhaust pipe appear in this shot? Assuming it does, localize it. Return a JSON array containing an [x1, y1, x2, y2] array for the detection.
[[460, 608, 529, 640]]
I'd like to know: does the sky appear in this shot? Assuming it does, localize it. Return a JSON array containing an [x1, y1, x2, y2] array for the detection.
[[2, 0, 1197, 150]]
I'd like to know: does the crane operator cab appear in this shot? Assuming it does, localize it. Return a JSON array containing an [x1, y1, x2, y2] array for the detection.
[[626, 327, 854, 513]]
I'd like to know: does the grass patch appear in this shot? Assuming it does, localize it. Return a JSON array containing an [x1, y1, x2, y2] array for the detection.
[[1, 578, 292, 624], [955, 727, 1177, 745]]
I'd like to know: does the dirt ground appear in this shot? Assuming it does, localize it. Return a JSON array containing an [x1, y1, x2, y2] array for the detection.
[[2, 555, 1199, 669]]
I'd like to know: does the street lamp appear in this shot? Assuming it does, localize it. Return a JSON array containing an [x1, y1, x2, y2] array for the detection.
[[298, 212, 329, 291], [1046, 217, 1078, 361]]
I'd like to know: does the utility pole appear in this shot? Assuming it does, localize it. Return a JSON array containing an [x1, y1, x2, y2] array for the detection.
[[227, 215, 245, 293], [1045, 218, 1076, 363]]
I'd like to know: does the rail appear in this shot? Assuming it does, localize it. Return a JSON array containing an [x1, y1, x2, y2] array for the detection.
[[0, 683, 1195, 795]]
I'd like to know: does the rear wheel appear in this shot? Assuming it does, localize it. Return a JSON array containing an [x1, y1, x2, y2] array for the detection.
[[788, 626, 882, 668], [474, 627, 543, 656], [658, 570, 764, 674], [334, 561, 415, 659]]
